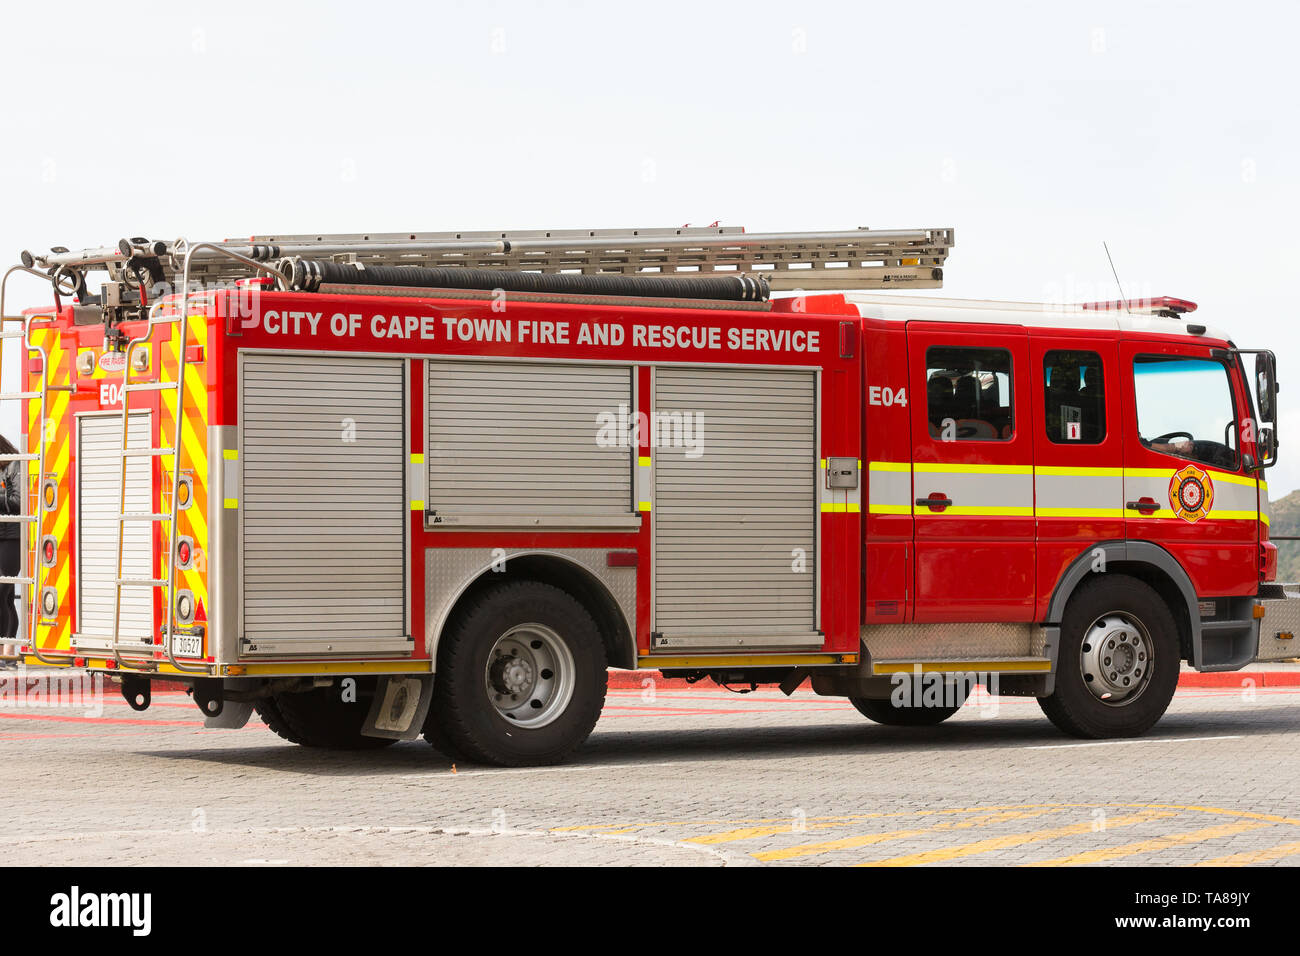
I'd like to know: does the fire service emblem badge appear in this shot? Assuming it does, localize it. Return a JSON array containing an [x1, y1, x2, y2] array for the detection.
[[1169, 464, 1214, 523]]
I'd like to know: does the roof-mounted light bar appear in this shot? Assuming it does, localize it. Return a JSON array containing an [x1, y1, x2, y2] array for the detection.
[[1079, 296, 1198, 316]]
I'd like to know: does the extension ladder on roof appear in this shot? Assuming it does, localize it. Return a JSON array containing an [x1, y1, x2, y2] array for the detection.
[[25, 225, 955, 293]]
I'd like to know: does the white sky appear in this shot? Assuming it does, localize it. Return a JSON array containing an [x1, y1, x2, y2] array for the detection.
[[2, 0, 1297, 495]]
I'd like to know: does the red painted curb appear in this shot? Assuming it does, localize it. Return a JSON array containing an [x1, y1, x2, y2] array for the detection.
[[1177, 670, 1300, 688]]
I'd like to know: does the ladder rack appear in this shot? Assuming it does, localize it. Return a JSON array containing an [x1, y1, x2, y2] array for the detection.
[[25, 226, 954, 293], [0, 265, 68, 665]]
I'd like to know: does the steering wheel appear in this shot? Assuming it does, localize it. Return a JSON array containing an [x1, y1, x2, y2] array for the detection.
[[1151, 431, 1194, 444]]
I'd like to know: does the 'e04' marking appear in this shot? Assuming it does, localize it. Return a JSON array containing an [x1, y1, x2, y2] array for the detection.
[[868, 386, 907, 408]]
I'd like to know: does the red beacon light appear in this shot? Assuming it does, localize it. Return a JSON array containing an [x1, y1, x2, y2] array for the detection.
[[1079, 296, 1198, 317]]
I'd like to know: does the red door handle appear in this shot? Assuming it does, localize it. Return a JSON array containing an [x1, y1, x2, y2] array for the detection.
[[1126, 497, 1159, 515], [917, 493, 953, 512]]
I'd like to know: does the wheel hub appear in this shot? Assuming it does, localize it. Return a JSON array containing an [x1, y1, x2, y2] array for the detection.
[[483, 623, 577, 729], [1080, 613, 1153, 704], [489, 653, 535, 697]]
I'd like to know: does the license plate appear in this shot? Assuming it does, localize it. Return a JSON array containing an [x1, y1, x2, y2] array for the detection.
[[171, 633, 203, 658]]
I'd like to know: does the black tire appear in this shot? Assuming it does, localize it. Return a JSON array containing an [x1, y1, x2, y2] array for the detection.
[[258, 678, 396, 750], [849, 696, 963, 726], [253, 696, 304, 744], [1038, 574, 1180, 738], [421, 705, 461, 760], [426, 580, 608, 767]]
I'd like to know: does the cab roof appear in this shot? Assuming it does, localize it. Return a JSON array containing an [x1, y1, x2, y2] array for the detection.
[[779, 292, 1227, 342]]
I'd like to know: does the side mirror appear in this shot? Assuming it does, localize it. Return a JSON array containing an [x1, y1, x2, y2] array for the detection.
[[1256, 352, 1278, 423], [1258, 424, 1277, 468]]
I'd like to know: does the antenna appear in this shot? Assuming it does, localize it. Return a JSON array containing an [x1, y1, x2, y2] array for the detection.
[[1103, 241, 1132, 315]]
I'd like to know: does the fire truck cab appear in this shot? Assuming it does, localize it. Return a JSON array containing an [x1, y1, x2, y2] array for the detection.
[[3, 226, 1294, 765]]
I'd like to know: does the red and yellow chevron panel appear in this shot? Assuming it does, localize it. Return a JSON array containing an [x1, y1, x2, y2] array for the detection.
[[25, 325, 72, 654], [158, 313, 211, 647]]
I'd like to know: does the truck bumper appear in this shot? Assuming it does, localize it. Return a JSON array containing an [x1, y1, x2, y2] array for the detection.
[[1256, 584, 1300, 661]]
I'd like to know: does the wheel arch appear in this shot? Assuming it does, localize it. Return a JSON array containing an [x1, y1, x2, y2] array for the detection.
[[429, 551, 636, 670], [1046, 540, 1201, 664]]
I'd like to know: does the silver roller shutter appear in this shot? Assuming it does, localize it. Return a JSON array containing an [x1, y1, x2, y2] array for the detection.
[[427, 361, 633, 521], [240, 355, 408, 656], [77, 413, 152, 643], [652, 366, 819, 646]]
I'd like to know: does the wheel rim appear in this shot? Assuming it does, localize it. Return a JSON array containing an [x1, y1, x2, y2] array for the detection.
[[1080, 611, 1154, 705], [484, 623, 576, 728]]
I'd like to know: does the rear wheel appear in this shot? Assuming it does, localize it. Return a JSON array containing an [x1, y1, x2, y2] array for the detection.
[[849, 696, 963, 726], [426, 580, 607, 766], [257, 677, 395, 750], [1038, 575, 1180, 738]]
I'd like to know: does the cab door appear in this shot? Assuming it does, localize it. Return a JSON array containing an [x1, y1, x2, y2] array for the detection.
[[1031, 335, 1125, 620], [1120, 341, 1259, 596], [907, 324, 1036, 622]]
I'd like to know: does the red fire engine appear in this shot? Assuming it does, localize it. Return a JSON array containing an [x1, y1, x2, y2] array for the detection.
[[2, 226, 1293, 765]]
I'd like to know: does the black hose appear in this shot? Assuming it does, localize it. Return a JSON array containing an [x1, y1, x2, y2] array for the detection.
[[283, 259, 770, 302]]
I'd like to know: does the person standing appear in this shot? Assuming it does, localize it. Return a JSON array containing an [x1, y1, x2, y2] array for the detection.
[[0, 434, 21, 666]]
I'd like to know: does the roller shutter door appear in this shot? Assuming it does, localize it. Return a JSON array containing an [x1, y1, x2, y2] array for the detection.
[[427, 361, 633, 520], [77, 414, 152, 642], [652, 366, 818, 643], [240, 355, 408, 655]]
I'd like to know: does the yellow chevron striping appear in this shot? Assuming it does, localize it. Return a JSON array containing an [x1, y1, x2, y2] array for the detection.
[[1024, 820, 1273, 866], [855, 810, 1180, 866], [753, 807, 1073, 862]]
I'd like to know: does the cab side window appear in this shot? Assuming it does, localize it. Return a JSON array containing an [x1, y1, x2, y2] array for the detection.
[[1044, 349, 1106, 444], [1133, 355, 1238, 471], [925, 347, 1013, 441]]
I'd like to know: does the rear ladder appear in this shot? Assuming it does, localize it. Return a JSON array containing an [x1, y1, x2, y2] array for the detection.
[[0, 264, 70, 664]]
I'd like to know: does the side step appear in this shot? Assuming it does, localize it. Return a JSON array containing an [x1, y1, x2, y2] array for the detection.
[[870, 657, 1052, 676]]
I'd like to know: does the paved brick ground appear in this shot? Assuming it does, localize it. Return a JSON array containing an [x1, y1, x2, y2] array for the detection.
[[1, 671, 1298, 866]]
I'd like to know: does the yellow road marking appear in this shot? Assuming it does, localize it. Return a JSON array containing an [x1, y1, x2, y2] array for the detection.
[[1192, 840, 1300, 866], [1025, 820, 1273, 866], [1114, 803, 1300, 827], [753, 807, 1074, 861], [551, 803, 1300, 853], [856, 810, 1179, 867], [553, 803, 1091, 837], [689, 819, 882, 846]]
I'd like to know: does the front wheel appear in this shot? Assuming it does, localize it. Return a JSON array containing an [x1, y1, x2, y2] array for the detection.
[[1038, 575, 1180, 738], [426, 581, 608, 766]]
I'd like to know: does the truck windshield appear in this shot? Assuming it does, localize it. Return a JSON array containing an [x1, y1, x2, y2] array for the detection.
[[1133, 356, 1237, 470]]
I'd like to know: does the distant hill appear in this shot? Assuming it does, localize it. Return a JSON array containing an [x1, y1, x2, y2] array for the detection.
[[1270, 489, 1300, 582]]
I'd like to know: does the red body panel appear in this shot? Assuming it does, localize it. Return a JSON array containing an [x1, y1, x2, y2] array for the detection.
[[907, 323, 1036, 622], [1118, 337, 1261, 598], [1031, 331, 1125, 620]]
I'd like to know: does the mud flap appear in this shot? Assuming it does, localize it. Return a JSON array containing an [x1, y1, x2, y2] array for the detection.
[[362, 675, 433, 741], [204, 699, 254, 729]]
